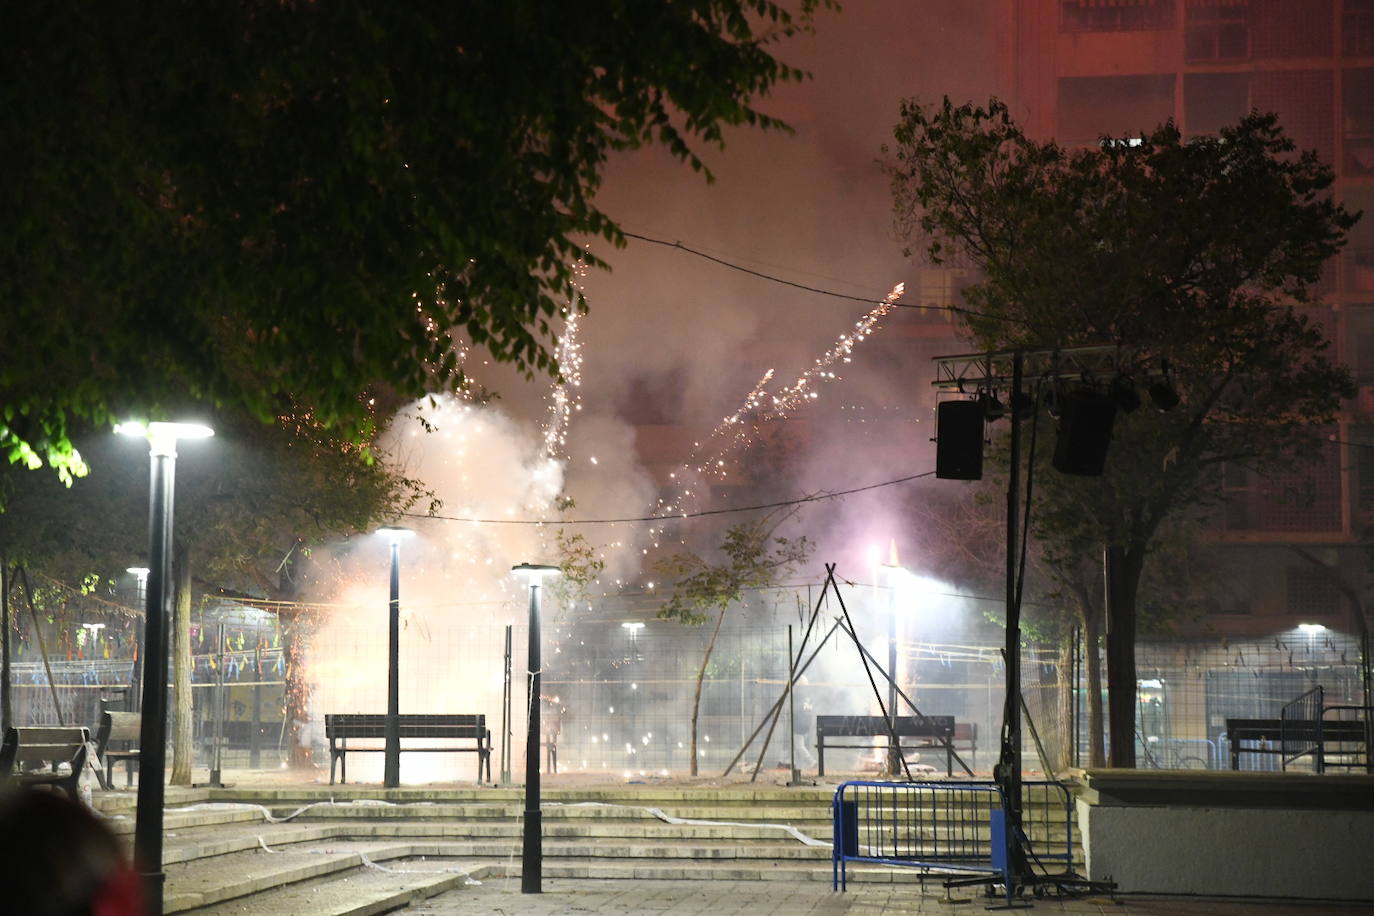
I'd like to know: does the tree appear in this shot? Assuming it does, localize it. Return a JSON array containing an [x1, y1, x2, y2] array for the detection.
[[887, 100, 1357, 766], [0, 407, 426, 770], [655, 512, 810, 775], [2, 0, 830, 486]]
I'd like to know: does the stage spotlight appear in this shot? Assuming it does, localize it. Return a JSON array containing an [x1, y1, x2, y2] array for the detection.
[[979, 389, 1006, 422], [1148, 379, 1180, 410], [1044, 385, 1062, 420], [1110, 376, 1141, 413]]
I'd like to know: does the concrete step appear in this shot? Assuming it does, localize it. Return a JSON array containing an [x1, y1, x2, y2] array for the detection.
[[171, 851, 956, 916], [174, 851, 936, 914], [103, 803, 273, 837], [178, 862, 488, 916], [165, 841, 407, 912]]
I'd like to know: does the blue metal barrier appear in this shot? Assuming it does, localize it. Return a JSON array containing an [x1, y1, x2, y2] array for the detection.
[[831, 779, 1077, 899], [832, 780, 1008, 892]]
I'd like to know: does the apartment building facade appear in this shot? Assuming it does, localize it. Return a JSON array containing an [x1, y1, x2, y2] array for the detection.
[[992, 0, 1374, 634]]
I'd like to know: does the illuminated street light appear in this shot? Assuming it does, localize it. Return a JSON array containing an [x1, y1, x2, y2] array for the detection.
[[621, 621, 645, 656], [511, 562, 561, 894], [116, 419, 213, 916], [376, 525, 413, 788]]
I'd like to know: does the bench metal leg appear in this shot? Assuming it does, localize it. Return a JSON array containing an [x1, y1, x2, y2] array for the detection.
[[818, 741, 826, 777]]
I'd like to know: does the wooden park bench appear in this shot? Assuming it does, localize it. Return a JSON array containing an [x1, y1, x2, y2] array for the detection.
[[0, 726, 91, 801], [816, 714, 966, 777], [325, 713, 492, 785], [94, 711, 141, 789]]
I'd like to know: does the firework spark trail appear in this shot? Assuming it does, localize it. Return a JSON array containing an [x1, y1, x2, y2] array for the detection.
[[541, 308, 584, 464], [754, 282, 905, 424], [533, 262, 590, 563], [651, 283, 906, 526]]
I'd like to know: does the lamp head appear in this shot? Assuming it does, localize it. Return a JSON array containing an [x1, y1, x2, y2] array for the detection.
[[376, 525, 414, 547], [512, 562, 562, 584], [116, 420, 214, 457]]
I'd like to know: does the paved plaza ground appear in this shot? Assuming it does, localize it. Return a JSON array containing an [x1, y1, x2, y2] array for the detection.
[[400, 878, 1374, 915]]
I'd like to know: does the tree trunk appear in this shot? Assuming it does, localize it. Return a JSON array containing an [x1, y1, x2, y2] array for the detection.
[[688, 608, 727, 777], [170, 547, 194, 785], [281, 611, 315, 769], [1053, 636, 1074, 772], [1083, 606, 1106, 768], [1104, 544, 1144, 768]]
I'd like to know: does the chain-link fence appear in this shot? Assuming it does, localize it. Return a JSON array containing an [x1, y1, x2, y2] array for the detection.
[[5, 584, 1367, 780]]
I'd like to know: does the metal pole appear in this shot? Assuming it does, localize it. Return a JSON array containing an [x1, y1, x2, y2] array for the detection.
[[250, 646, 261, 769], [522, 582, 543, 893], [1361, 625, 1372, 776], [1066, 626, 1077, 769], [787, 625, 798, 785], [501, 624, 513, 786], [999, 351, 1025, 881], [887, 573, 898, 776], [210, 623, 226, 787], [134, 449, 175, 916], [384, 539, 401, 788]]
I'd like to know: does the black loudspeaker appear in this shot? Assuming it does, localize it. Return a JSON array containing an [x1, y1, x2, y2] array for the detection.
[[1052, 388, 1117, 476], [936, 400, 985, 480]]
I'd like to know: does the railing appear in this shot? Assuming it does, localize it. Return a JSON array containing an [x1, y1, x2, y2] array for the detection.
[[1280, 686, 1324, 772], [1320, 705, 1373, 775], [831, 780, 1076, 901]]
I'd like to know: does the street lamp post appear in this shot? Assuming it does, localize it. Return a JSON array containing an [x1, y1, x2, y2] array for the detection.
[[511, 563, 561, 894], [117, 420, 213, 916], [881, 558, 901, 777], [378, 526, 412, 789]]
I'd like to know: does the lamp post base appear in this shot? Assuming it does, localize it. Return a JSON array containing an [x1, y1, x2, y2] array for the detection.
[[521, 809, 542, 893]]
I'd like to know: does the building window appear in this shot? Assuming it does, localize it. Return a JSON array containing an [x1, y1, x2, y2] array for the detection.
[[1252, 70, 1335, 169], [1286, 566, 1339, 617], [1344, 188, 1374, 293], [1251, 0, 1333, 58], [1061, 0, 1175, 31], [1348, 309, 1374, 381], [1220, 436, 1343, 535], [1058, 74, 1176, 147], [1345, 0, 1374, 56], [916, 268, 971, 325], [1186, 0, 1250, 61], [1345, 69, 1374, 178], [1184, 72, 1250, 137], [1354, 423, 1374, 513]]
